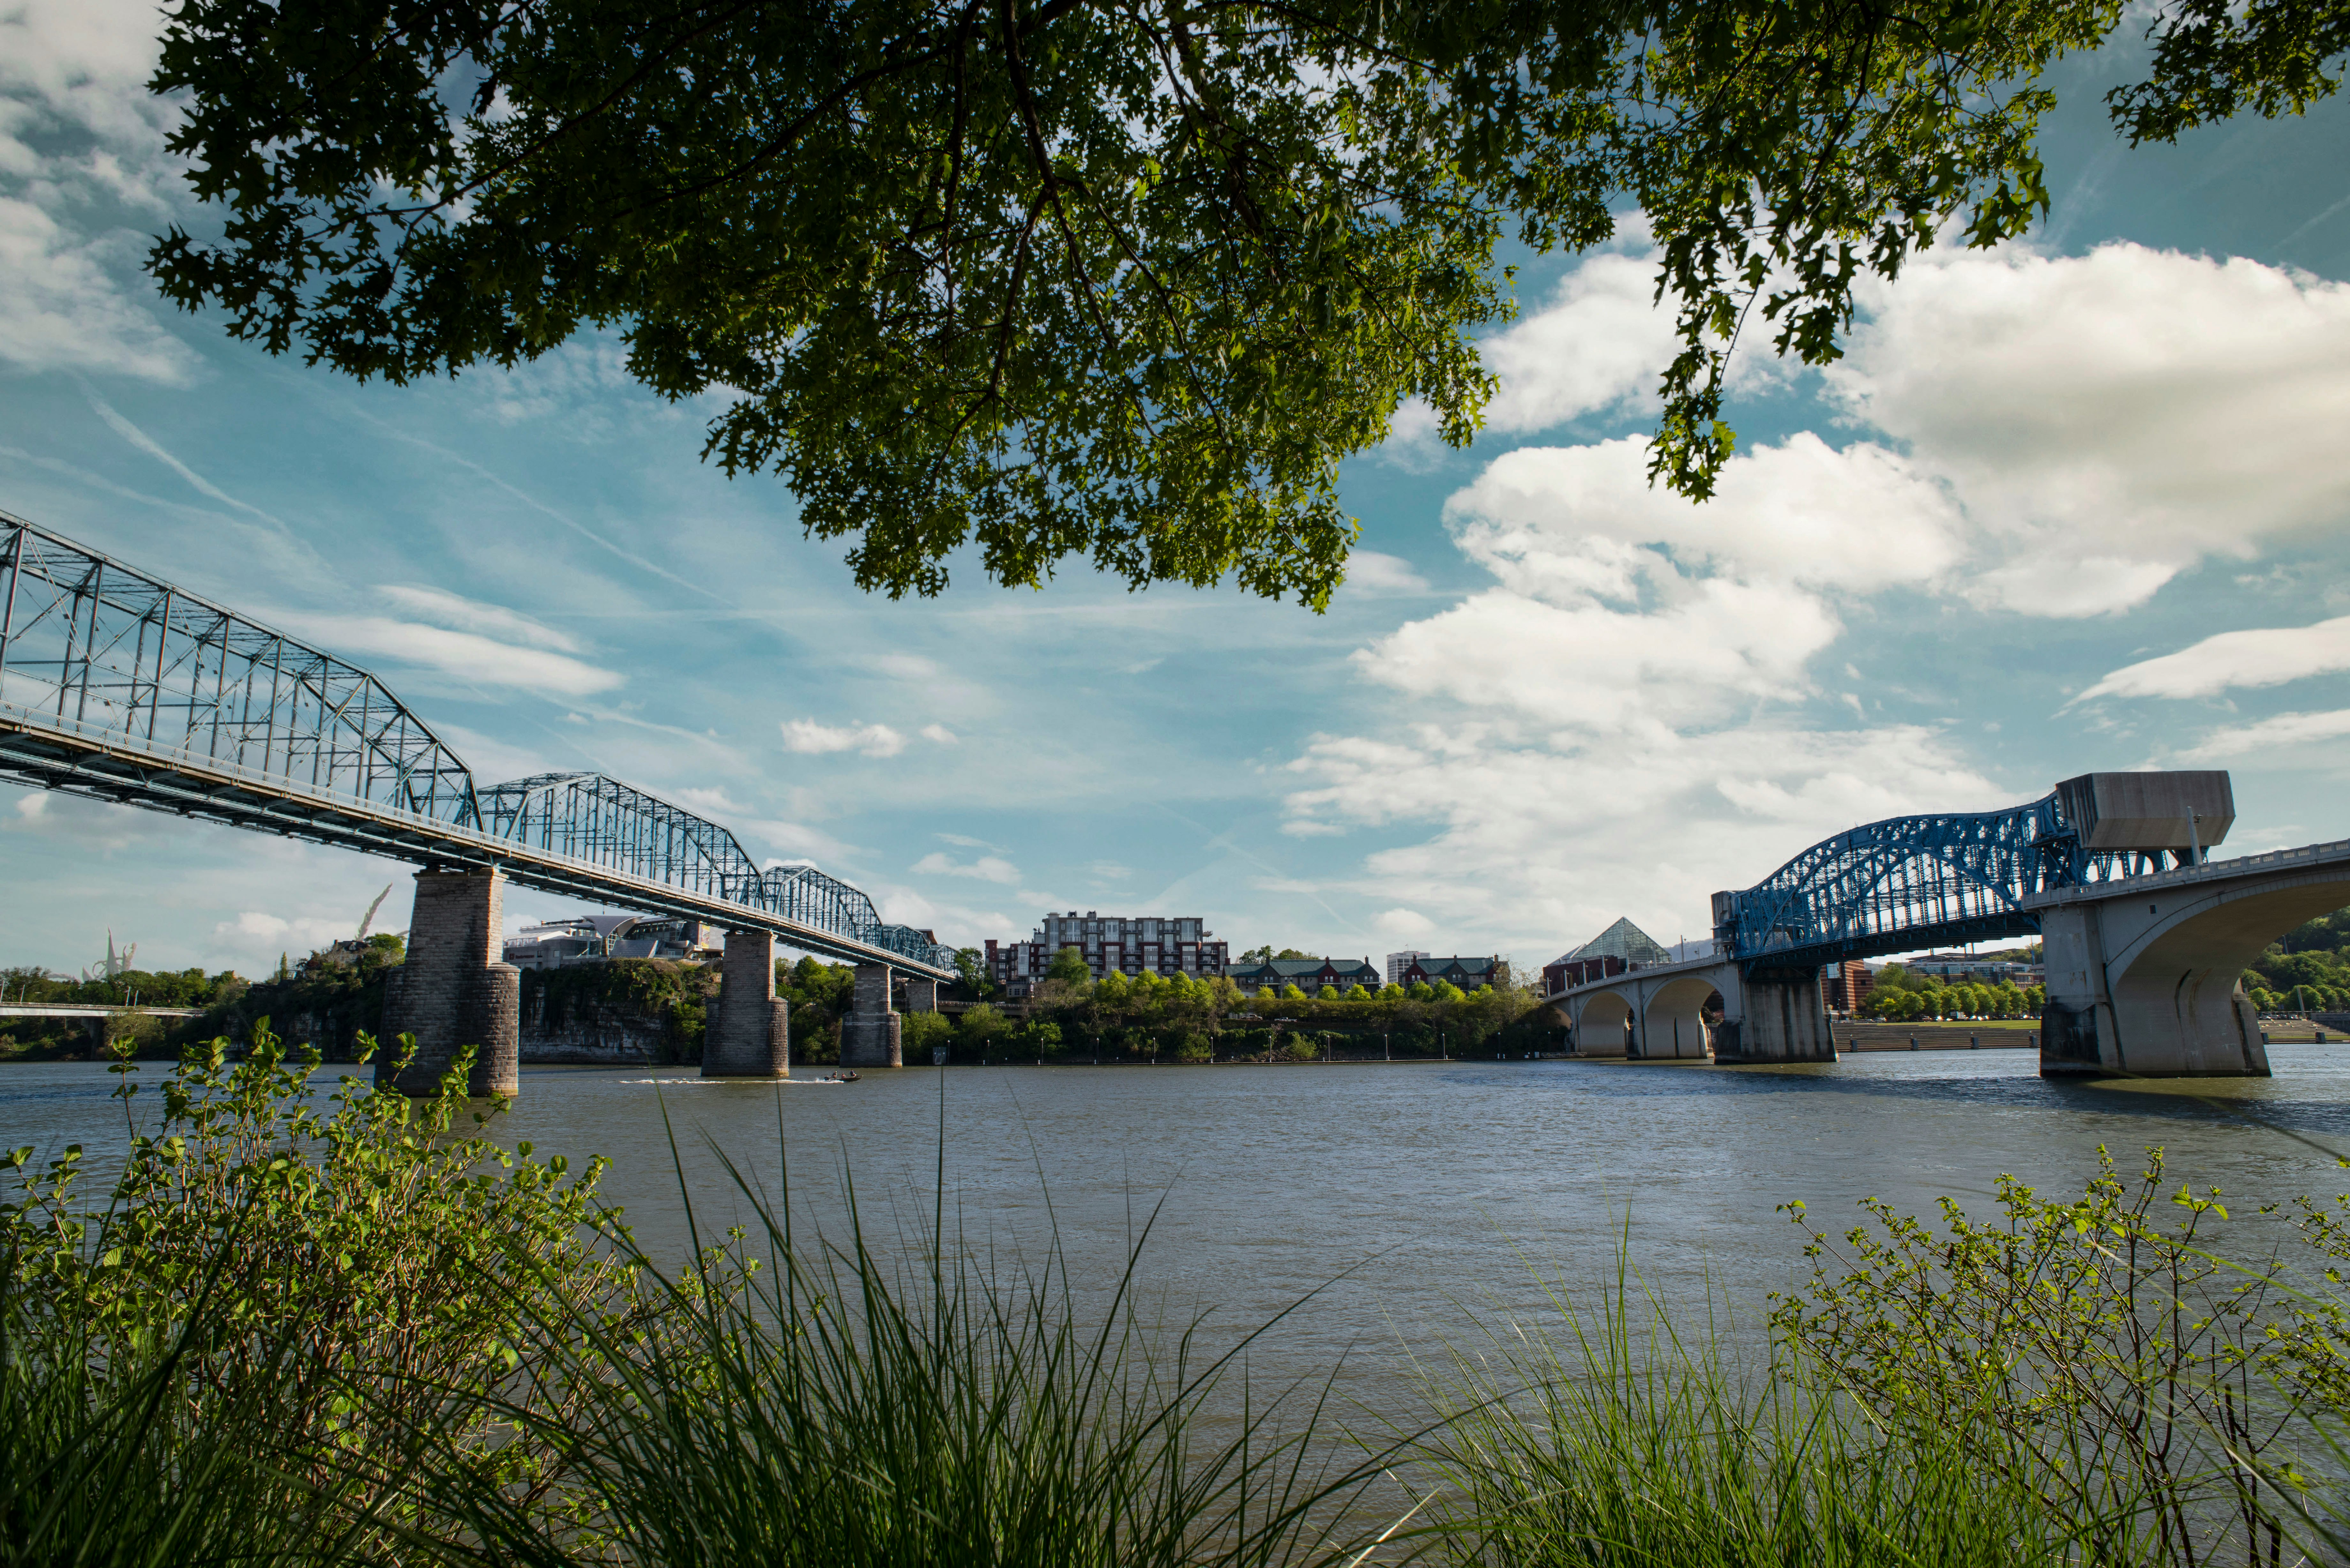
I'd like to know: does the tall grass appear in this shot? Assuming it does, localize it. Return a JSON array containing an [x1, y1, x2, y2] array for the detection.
[[1414, 1254, 2135, 1568], [422, 1106, 1414, 1567]]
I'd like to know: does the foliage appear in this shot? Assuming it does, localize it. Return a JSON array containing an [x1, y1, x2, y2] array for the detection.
[[0, 964, 243, 1010], [952, 946, 997, 1001], [0, 1027, 632, 1562], [1423, 1262, 2100, 1568], [779, 956, 858, 1064], [139, 0, 2346, 602], [1045, 946, 1093, 987], [900, 1008, 954, 1056], [1237, 947, 1316, 965], [1858, 975, 2036, 1021], [1773, 1148, 2318, 1563]]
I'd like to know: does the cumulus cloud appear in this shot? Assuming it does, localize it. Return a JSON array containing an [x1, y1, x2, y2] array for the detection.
[[1832, 242, 2350, 615], [0, 200, 196, 381], [920, 723, 958, 744], [781, 719, 908, 757], [1283, 721, 2006, 950], [670, 785, 747, 818], [1375, 908, 1435, 938], [911, 851, 1021, 884], [2077, 616, 2350, 703], [1477, 247, 1685, 433]]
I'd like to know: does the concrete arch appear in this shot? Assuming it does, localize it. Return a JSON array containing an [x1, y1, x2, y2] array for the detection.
[[1642, 976, 1721, 1059], [2042, 859, 2350, 1077], [1572, 988, 1638, 1057]]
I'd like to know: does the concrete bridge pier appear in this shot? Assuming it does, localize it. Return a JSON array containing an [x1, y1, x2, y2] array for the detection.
[[902, 976, 938, 1013], [2039, 899, 2277, 1078], [840, 962, 902, 1067], [377, 866, 520, 1097], [703, 928, 790, 1077], [1713, 970, 1834, 1064]]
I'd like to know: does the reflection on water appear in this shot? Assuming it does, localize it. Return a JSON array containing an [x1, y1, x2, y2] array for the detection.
[[10, 1048, 2350, 1405]]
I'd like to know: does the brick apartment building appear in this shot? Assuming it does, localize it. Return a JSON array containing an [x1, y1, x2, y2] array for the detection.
[[1394, 955, 1503, 990], [985, 911, 1230, 998]]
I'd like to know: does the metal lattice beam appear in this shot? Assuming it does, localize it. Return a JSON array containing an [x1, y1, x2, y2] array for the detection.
[[1712, 788, 2162, 975], [0, 513, 955, 977]]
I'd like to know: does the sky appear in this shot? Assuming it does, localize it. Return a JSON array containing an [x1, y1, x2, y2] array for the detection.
[[1, 2, 2347, 982]]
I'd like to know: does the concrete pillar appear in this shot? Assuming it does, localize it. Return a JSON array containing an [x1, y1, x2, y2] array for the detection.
[[903, 976, 938, 1013], [377, 866, 520, 1098], [839, 961, 902, 1067], [1714, 971, 1834, 1064], [2039, 902, 2271, 1078], [703, 928, 790, 1078]]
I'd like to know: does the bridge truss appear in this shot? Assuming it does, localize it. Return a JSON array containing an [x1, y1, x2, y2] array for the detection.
[[1714, 790, 2153, 976], [0, 514, 954, 976]]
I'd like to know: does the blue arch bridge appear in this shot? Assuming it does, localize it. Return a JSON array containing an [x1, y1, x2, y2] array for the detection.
[[0, 512, 952, 1095], [1548, 768, 2350, 1078]]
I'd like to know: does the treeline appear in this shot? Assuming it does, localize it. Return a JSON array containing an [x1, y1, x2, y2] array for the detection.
[[1857, 963, 2043, 1022], [916, 966, 1547, 1064], [2246, 906, 2350, 1012]]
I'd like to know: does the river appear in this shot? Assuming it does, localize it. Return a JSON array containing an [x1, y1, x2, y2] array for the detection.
[[11, 1047, 2350, 1410]]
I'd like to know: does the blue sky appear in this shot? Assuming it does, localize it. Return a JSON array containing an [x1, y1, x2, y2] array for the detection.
[[2, 4, 2346, 981]]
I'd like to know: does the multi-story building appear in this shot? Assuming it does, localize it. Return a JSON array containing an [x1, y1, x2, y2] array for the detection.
[[1230, 956, 1383, 995], [1384, 950, 1430, 986], [1395, 955, 1504, 991], [985, 912, 1229, 998], [1822, 958, 1873, 1013], [1897, 951, 2045, 989], [1542, 917, 1670, 995]]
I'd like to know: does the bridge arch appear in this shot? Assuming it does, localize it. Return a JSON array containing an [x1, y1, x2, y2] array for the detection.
[[1642, 975, 1720, 1060], [1571, 987, 1638, 1057]]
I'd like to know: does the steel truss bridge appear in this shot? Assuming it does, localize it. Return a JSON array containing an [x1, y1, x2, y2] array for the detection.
[[1713, 789, 2172, 978], [0, 514, 955, 979]]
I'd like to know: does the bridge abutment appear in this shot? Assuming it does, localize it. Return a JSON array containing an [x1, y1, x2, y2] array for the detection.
[[378, 867, 520, 1097], [840, 962, 902, 1067], [1714, 972, 1834, 1064], [704, 928, 790, 1078]]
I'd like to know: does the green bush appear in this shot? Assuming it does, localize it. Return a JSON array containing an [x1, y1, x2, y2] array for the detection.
[[900, 1009, 953, 1057]]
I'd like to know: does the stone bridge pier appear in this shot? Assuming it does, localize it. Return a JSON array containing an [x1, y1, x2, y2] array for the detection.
[[1713, 969, 1836, 1065], [703, 927, 790, 1077], [378, 866, 520, 1097], [840, 962, 902, 1067]]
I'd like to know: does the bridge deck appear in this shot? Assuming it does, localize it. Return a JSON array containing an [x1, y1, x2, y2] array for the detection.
[[0, 704, 955, 979]]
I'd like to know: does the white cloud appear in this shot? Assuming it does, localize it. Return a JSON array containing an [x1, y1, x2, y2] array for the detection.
[[1284, 721, 2005, 951], [920, 723, 958, 744], [378, 584, 584, 654], [749, 820, 861, 863], [1833, 242, 2350, 615], [2077, 616, 2350, 703], [2176, 709, 2350, 761], [1478, 248, 1684, 433], [0, 2, 197, 382], [279, 614, 625, 698], [0, 199, 196, 381], [1375, 908, 1435, 938], [670, 785, 747, 818], [781, 719, 908, 757], [1446, 433, 1961, 599], [1341, 551, 1430, 595], [911, 851, 1021, 885]]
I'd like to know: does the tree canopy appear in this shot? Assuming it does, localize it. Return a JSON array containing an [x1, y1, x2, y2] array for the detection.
[[150, 0, 2345, 605]]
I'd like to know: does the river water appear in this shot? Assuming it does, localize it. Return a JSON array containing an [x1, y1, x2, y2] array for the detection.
[[11, 1046, 2350, 1411]]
